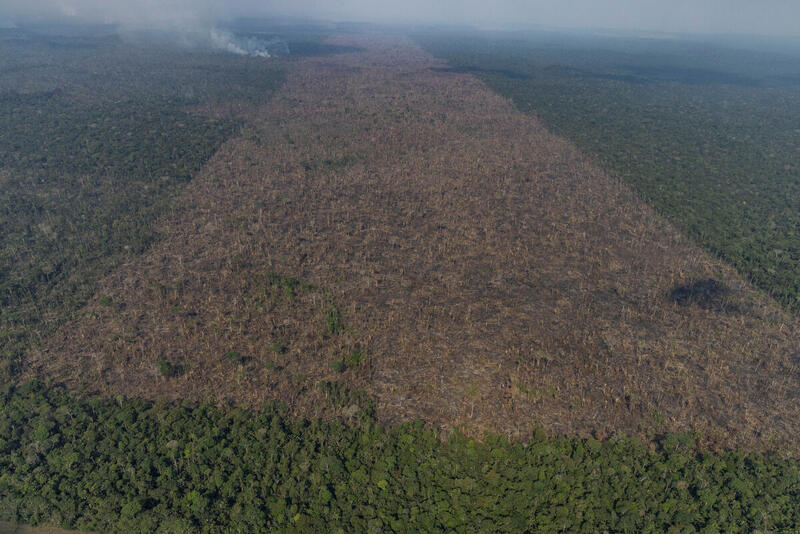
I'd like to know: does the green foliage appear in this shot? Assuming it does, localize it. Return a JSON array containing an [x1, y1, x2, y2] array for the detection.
[[0, 29, 287, 105], [156, 360, 183, 378], [329, 360, 347, 373], [157, 360, 172, 377], [330, 348, 366, 373], [323, 303, 345, 336], [345, 348, 366, 368], [0, 92, 238, 178], [418, 31, 800, 313], [266, 272, 315, 300], [316, 381, 375, 417], [157, 360, 185, 378], [98, 296, 114, 307], [2, 381, 800, 532]]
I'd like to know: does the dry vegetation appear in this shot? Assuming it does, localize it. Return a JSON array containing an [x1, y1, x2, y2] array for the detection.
[[28, 34, 800, 452]]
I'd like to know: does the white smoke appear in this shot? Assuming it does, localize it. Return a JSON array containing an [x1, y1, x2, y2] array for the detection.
[[209, 27, 288, 58]]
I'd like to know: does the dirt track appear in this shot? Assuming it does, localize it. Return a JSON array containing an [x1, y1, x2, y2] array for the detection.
[[31, 33, 800, 451]]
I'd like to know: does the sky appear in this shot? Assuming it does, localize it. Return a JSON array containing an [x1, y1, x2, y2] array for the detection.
[[0, 0, 799, 38]]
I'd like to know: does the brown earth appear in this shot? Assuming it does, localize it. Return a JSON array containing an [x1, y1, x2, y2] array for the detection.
[[28, 33, 800, 452]]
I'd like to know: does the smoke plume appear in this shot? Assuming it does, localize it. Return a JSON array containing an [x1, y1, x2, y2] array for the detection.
[[209, 28, 289, 58]]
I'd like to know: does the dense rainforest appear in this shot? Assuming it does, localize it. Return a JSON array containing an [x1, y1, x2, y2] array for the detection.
[[3, 380, 800, 532]]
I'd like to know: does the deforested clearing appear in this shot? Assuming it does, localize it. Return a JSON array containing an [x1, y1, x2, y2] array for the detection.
[[29, 34, 800, 452]]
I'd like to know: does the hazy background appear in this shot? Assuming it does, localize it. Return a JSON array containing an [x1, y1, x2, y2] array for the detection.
[[1, 0, 799, 38]]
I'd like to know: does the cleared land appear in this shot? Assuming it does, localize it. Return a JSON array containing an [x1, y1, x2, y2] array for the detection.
[[418, 31, 800, 313], [27, 34, 800, 452]]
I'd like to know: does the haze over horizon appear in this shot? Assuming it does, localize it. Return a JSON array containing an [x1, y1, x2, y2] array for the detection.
[[1, 0, 799, 40]]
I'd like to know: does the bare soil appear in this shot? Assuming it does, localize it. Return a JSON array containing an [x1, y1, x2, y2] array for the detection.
[[29, 34, 800, 452]]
